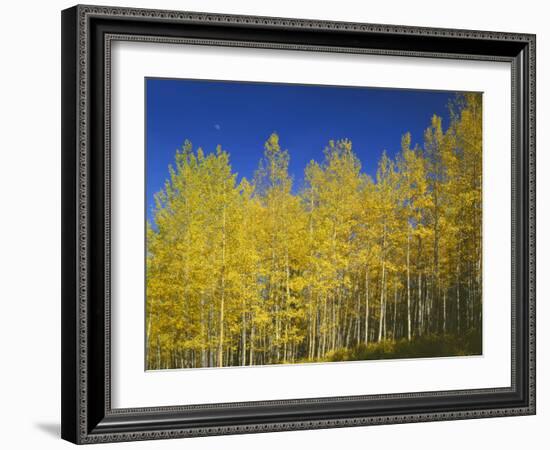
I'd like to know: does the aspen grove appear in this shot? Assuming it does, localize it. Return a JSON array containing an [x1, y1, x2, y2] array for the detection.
[[146, 93, 482, 369]]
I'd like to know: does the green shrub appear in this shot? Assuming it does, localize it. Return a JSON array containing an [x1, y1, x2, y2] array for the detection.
[[325, 332, 482, 363]]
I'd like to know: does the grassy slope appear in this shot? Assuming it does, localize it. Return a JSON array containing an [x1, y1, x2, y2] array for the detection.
[[312, 331, 482, 363]]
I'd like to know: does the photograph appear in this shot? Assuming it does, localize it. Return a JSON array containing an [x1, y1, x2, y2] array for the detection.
[[145, 78, 483, 370]]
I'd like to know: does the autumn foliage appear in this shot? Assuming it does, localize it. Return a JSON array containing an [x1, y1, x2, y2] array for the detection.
[[146, 93, 482, 369]]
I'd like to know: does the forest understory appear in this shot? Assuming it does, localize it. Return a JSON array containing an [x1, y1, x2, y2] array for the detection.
[[323, 331, 481, 364]]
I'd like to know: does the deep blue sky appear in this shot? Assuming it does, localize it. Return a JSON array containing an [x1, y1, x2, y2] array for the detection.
[[146, 78, 456, 220]]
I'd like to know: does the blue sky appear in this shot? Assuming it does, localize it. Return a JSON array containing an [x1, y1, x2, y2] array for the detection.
[[146, 78, 457, 220]]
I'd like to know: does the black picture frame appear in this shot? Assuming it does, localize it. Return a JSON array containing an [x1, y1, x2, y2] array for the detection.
[[61, 4, 536, 444]]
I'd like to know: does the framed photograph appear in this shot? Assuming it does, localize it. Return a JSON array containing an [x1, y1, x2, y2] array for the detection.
[[61, 5, 536, 444]]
